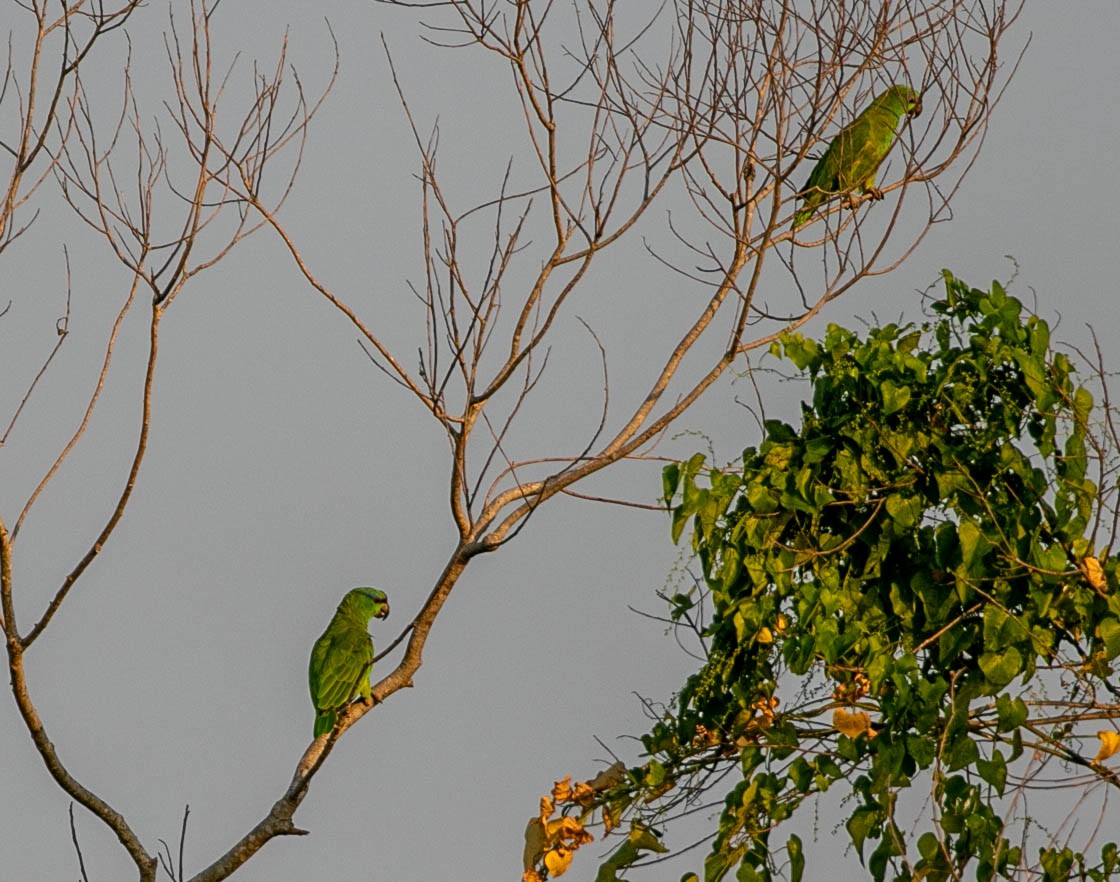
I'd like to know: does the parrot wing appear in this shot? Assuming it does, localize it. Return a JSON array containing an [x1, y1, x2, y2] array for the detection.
[[309, 623, 374, 736]]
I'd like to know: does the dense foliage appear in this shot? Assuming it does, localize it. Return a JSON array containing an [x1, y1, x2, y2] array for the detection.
[[528, 274, 1120, 882]]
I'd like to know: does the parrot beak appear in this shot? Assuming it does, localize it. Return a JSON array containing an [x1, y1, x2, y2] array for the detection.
[[376, 601, 390, 619], [908, 96, 923, 118]]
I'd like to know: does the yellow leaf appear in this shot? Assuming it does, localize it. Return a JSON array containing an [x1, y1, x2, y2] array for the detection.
[[690, 724, 712, 748], [545, 817, 566, 838], [544, 846, 574, 877], [750, 695, 779, 727], [832, 674, 871, 704], [1082, 556, 1108, 595], [546, 817, 581, 839], [757, 626, 774, 644], [568, 781, 595, 806], [586, 761, 625, 792], [552, 776, 574, 803], [1093, 730, 1120, 763], [522, 872, 544, 882], [833, 708, 875, 739], [523, 817, 547, 871]]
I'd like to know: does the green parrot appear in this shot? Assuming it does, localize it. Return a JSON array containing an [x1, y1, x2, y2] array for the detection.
[[792, 84, 922, 230], [308, 587, 390, 737]]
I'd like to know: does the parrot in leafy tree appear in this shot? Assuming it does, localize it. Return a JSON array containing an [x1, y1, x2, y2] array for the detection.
[[793, 84, 922, 230], [308, 587, 390, 737]]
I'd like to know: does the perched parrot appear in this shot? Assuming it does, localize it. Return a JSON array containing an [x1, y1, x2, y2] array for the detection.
[[792, 84, 922, 230], [308, 587, 390, 737]]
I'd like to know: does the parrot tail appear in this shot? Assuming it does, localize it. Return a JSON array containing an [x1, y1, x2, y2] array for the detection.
[[314, 709, 336, 737]]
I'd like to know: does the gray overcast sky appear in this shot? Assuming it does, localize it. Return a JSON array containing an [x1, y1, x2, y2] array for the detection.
[[2, 2, 1118, 880]]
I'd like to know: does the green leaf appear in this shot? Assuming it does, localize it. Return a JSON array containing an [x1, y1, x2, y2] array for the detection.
[[976, 749, 1007, 796], [979, 646, 1022, 689], [735, 862, 763, 882], [881, 379, 911, 415], [671, 505, 690, 544], [995, 694, 1028, 731], [746, 483, 778, 514], [847, 806, 881, 862], [1098, 618, 1120, 660], [782, 333, 820, 370], [958, 519, 990, 576], [885, 494, 922, 529], [983, 605, 1012, 650], [705, 847, 742, 882], [917, 831, 940, 860], [1039, 846, 1076, 881], [816, 756, 843, 781], [594, 825, 668, 882], [868, 830, 904, 882], [803, 435, 833, 465], [947, 735, 980, 771], [787, 758, 813, 793], [906, 734, 937, 770], [787, 834, 805, 882], [663, 463, 682, 508]]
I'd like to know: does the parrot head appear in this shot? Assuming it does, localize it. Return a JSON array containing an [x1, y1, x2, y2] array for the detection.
[[348, 586, 390, 620], [883, 84, 922, 119]]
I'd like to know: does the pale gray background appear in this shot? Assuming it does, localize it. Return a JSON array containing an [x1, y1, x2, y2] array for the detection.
[[1, 2, 1117, 880]]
